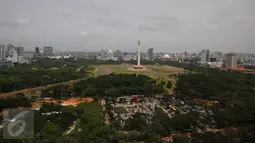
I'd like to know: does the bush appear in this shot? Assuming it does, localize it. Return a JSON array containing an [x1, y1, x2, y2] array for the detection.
[[166, 81, 172, 89]]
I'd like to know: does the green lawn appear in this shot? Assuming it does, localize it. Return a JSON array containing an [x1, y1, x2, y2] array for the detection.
[[93, 64, 186, 94]]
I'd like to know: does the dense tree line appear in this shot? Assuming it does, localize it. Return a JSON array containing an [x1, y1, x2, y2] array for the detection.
[[31, 58, 122, 68], [0, 93, 31, 110], [0, 59, 92, 93], [174, 67, 255, 141], [42, 74, 165, 98]]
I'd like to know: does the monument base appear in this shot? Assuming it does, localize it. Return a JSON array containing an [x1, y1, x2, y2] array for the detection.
[[128, 65, 147, 71], [132, 65, 144, 69]]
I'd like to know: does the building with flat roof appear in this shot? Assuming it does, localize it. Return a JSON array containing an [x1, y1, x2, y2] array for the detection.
[[201, 49, 210, 63], [35, 47, 40, 55], [115, 50, 122, 59], [43, 46, 53, 56], [14, 46, 24, 56], [147, 48, 153, 60], [0, 45, 6, 60], [226, 53, 237, 68]]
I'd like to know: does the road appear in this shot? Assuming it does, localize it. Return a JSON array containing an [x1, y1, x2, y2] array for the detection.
[[0, 77, 87, 98]]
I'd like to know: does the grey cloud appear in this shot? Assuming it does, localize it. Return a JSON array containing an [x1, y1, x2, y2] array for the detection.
[[149, 16, 181, 30], [0, 21, 19, 28], [62, 13, 72, 18], [138, 25, 158, 34], [91, 6, 112, 14], [0, 0, 254, 53], [95, 19, 133, 29], [89, 2, 115, 15], [150, 16, 179, 22], [0, 19, 30, 28]]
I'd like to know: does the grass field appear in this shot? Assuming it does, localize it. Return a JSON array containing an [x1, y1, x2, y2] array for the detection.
[[95, 64, 184, 94], [102, 64, 184, 94], [96, 64, 184, 77]]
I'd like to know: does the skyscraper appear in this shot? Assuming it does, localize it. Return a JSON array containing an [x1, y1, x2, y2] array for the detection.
[[226, 53, 237, 68], [35, 47, 40, 55], [201, 49, 210, 63], [115, 50, 122, 59], [101, 49, 108, 59], [107, 50, 114, 60], [147, 48, 153, 60], [14, 46, 24, 56], [43, 47, 53, 56], [0, 45, 6, 60]]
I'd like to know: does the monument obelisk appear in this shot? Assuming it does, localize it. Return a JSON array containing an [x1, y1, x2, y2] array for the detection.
[[137, 40, 141, 66]]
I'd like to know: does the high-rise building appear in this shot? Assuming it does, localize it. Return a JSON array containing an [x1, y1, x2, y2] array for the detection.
[[251, 58, 255, 66], [147, 48, 153, 60], [35, 47, 40, 55], [107, 50, 114, 60], [0, 45, 6, 60], [226, 53, 237, 68], [115, 50, 122, 59], [43, 47, 53, 56], [201, 49, 210, 63], [101, 49, 108, 59], [6, 44, 14, 57], [14, 46, 24, 56], [123, 52, 128, 56], [184, 51, 188, 57], [7, 44, 14, 52]]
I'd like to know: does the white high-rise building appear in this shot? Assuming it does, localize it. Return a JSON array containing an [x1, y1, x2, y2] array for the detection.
[[201, 49, 210, 63], [101, 49, 108, 59], [107, 50, 114, 60]]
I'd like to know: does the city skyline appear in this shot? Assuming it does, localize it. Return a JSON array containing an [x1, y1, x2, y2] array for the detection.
[[0, 0, 255, 53]]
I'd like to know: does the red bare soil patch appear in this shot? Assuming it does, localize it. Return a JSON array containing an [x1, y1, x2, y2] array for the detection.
[[32, 97, 94, 108], [98, 66, 112, 75], [163, 65, 183, 71]]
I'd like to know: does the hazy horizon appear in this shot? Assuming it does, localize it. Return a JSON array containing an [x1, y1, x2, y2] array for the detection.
[[1, 0, 255, 53]]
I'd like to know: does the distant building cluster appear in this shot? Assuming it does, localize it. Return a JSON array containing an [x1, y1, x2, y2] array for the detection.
[[198, 49, 255, 69], [0, 44, 54, 66], [83, 47, 192, 62], [1, 41, 255, 69]]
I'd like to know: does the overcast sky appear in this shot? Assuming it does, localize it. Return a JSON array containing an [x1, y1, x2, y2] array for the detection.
[[0, 0, 254, 53]]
